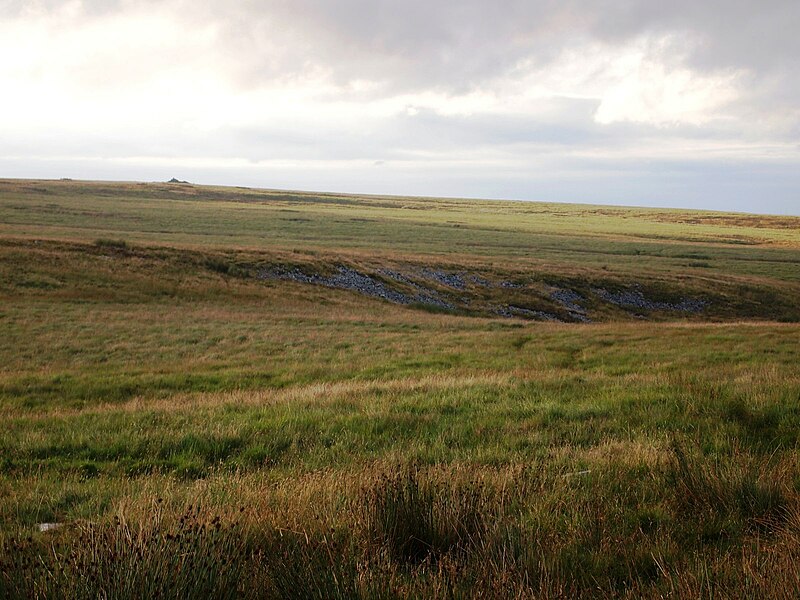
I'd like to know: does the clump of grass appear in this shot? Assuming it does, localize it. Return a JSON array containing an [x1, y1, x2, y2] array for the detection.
[[256, 530, 368, 600], [725, 399, 784, 450], [363, 466, 496, 564], [0, 504, 248, 599], [93, 238, 129, 250], [510, 334, 532, 350], [203, 257, 246, 277], [669, 441, 789, 533]]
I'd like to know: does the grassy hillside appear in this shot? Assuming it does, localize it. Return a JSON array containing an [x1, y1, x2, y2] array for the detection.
[[2, 179, 799, 273], [2, 179, 799, 324], [1, 179, 799, 598]]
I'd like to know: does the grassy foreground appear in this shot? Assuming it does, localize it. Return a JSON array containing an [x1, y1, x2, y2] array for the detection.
[[1, 179, 800, 598]]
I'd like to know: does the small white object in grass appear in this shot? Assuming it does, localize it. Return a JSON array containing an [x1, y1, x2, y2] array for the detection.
[[562, 470, 592, 478], [37, 523, 63, 532]]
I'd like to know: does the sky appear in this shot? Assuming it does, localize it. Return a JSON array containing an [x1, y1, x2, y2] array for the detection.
[[1, 1, 799, 215]]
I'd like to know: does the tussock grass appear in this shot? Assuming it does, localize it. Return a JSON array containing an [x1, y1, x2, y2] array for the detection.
[[669, 441, 790, 533], [364, 465, 497, 564], [1, 505, 246, 599], [93, 238, 129, 250], [3, 462, 800, 598]]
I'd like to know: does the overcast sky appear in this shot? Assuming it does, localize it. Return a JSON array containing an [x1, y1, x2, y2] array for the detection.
[[1, 1, 799, 214]]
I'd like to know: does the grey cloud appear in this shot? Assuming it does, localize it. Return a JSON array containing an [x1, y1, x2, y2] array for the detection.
[[9, 1, 799, 91], [587, 1, 800, 71], [8, 1, 799, 116], [1, 99, 752, 167], [188, 0, 800, 141], [202, 1, 800, 94]]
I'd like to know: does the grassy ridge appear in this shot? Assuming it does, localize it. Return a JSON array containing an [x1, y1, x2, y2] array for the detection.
[[2, 179, 799, 281], [1, 179, 800, 597]]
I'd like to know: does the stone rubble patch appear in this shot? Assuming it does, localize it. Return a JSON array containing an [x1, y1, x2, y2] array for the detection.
[[418, 269, 467, 290], [499, 280, 523, 289], [266, 266, 454, 309], [261, 264, 709, 322], [549, 287, 593, 323], [592, 285, 707, 313], [379, 269, 456, 309], [468, 274, 493, 287], [495, 305, 563, 322]]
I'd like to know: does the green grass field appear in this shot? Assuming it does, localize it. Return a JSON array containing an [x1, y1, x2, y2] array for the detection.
[[1, 179, 799, 598]]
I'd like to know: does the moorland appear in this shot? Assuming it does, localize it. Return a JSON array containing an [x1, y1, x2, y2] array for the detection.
[[1, 178, 799, 598]]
